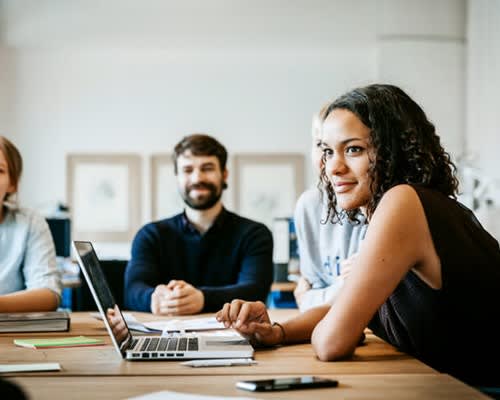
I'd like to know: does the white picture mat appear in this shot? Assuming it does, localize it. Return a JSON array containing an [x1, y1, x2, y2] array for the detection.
[[73, 164, 129, 231], [272, 218, 290, 263], [234, 154, 304, 230], [154, 162, 184, 220], [240, 163, 295, 228], [67, 154, 141, 242]]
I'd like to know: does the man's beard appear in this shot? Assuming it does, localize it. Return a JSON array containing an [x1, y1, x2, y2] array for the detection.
[[181, 181, 223, 210]]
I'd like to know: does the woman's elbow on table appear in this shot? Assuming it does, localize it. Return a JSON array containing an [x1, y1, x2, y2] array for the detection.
[[311, 329, 356, 361]]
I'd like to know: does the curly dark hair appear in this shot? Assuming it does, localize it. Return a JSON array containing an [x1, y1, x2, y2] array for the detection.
[[319, 84, 459, 223]]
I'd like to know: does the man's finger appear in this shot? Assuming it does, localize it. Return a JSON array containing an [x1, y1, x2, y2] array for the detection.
[[171, 285, 194, 299], [162, 295, 192, 308], [228, 299, 244, 323]]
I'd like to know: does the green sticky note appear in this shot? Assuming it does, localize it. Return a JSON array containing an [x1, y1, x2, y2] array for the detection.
[[14, 336, 105, 349]]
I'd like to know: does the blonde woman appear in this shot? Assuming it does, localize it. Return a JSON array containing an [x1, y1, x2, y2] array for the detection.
[[0, 136, 61, 312]]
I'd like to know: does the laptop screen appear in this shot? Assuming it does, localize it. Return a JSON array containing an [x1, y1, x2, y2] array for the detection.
[[73, 241, 132, 355]]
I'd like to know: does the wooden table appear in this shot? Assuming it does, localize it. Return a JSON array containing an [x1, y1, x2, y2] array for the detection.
[[0, 311, 435, 376], [271, 281, 297, 292], [7, 374, 489, 399], [0, 311, 489, 399]]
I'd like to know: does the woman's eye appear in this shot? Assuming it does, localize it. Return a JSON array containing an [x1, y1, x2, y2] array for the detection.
[[346, 146, 363, 154], [322, 148, 333, 159]]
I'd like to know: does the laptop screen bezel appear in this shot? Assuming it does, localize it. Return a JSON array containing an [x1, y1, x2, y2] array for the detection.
[[72, 240, 133, 358]]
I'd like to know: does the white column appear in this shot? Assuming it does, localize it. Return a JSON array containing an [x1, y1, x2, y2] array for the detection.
[[465, 0, 500, 239]]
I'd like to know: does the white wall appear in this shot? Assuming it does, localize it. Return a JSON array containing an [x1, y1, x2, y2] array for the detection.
[[466, 0, 500, 180], [8, 47, 375, 214], [0, 0, 470, 254], [465, 0, 500, 239], [0, 47, 14, 137], [376, 0, 466, 156]]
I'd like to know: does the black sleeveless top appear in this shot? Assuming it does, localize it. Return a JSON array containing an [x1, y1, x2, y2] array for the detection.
[[368, 185, 500, 386]]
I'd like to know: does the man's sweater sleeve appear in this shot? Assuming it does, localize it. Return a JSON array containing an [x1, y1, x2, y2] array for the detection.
[[199, 223, 273, 312], [124, 225, 161, 312]]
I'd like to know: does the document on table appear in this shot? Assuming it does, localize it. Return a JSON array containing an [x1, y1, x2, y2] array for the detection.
[[90, 312, 161, 333], [127, 390, 258, 400], [143, 317, 225, 334], [0, 363, 61, 373]]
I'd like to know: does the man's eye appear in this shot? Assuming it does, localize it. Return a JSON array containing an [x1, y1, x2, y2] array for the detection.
[[315, 140, 322, 148]]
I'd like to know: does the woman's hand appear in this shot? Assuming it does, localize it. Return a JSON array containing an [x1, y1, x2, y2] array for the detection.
[[215, 300, 283, 346], [340, 253, 358, 281], [293, 276, 312, 307]]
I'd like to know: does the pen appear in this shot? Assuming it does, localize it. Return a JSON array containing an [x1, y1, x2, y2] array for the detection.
[[181, 358, 257, 368]]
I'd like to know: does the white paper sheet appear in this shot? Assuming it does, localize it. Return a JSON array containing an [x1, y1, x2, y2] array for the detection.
[[127, 390, 258, 400], [90, 312, 161, 333], [0, 363, 61, 373], [143, 317, 225, 333]]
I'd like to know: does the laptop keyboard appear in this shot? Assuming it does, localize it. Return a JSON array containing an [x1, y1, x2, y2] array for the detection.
[[137, 337, 199, 352]]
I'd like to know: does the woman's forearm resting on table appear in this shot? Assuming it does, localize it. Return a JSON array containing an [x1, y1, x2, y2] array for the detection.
[[280, 305, 331, 344], [0, 288, 59, 312]]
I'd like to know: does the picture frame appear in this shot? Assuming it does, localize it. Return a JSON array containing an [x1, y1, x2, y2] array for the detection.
[[233, 153, 305, 229], [150, 154, 184, 221], [66, 154, 141, 242]]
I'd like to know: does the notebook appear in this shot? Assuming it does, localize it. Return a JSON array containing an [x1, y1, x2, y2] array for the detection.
[[72, 240, 254, 361], [0, 311, 70, 333]]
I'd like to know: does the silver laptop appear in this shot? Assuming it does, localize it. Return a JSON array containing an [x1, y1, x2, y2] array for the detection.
[[72, 241, 254, 360]]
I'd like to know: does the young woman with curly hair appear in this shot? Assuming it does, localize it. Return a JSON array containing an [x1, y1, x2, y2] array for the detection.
[[216, 84, 500, 387]]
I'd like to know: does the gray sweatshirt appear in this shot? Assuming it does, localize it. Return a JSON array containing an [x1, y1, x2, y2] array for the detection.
[[294, 188, 367, 310]]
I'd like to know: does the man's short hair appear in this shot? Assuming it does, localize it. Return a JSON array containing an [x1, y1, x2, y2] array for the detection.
[[173, 134, 228, 174]]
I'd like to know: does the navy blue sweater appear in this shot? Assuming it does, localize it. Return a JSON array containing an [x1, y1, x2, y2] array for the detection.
[[124, 209, 273, 312]]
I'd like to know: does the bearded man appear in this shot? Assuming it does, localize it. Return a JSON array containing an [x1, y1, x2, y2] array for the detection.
[[124, 134, 273, 315]]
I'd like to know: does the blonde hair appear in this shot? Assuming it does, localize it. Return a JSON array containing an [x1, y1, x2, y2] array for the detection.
[[312, 101, 334, 140], [311, 112, 322, 140], [0, 136, 23, 207]]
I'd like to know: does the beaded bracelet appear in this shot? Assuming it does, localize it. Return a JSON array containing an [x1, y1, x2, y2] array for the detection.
[[272, 321, 286, 343]]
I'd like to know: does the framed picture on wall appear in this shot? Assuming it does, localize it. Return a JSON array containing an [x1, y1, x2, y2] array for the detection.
[[151, 154, 184, 221], [233, 153, 305, 229], [66, 154, 141, 242]]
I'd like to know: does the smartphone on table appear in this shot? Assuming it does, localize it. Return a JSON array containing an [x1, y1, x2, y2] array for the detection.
[[236, 376, 338, 392]]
